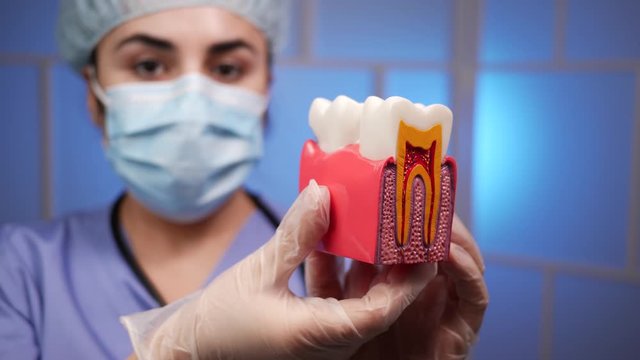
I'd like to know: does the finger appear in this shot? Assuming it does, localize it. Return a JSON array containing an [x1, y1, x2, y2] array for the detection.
[[437, 319, 477, 360], [305, 250, 344, 299], [263, 180, 330, 287], [451, 214, 485, 273], [344, 260, 378, 299], [339, 263, 437, 340], [441, 243, 489, 333], [405, 274, 448, 325], [395, 274, 448, 356]]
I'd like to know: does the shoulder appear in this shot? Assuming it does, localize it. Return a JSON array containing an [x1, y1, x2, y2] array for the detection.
[[0, 207, 111, 273], [0, 206, 113, 314], [0, 206, 118, 357]]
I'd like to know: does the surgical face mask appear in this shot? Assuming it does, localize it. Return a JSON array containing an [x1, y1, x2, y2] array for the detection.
[[90, 71, 268, 223]]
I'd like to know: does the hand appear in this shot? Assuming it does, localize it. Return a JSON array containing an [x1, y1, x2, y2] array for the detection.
[[427, 214, 488, 359], [121, 180, 437, 360], [305, 215, 488, 360]]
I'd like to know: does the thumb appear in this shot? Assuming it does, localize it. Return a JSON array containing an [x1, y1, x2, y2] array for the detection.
[[263, 180, 330, 288]]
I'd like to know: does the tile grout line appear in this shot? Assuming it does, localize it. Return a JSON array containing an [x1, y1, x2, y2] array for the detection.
[[372, 65, 385, 98], [4, 54, 637, 72], [553, 0, 567, 65], [448, 0, 459, 66], [0, 53, 61, 64], [277, 58, 450, 69], [539, 269, 555, 360], [38, 59, 53, 220], [485, 253, 640, 283], [451, 0, 481, 227], [480, 61, 640, 71], [627, 68, 640, 273], [469, 0, 485, 231], [298, 0, 316, 64]]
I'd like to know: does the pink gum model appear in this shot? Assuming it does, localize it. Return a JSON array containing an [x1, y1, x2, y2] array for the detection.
[[299, 140, 457, 264]]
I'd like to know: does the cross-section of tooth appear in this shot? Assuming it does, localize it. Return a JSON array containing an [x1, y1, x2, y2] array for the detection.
[[300, 94, 458, 265], [397, 99, 452, 158], [404, 103, 452, 160]]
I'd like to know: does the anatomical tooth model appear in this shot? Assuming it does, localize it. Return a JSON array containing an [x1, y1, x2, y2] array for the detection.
[[299, 96, 457, 264]]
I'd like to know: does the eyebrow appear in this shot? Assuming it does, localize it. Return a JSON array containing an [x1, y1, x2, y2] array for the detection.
[[115, 35, 256, 57], [208, 39, 256, 56], [116, 34, 174, 51]]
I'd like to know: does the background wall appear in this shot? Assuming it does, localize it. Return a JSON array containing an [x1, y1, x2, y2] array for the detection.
[[0, 0, 639, 358]]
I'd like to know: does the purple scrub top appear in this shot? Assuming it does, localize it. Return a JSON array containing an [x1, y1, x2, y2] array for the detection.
[[0, 195, 304, 359]]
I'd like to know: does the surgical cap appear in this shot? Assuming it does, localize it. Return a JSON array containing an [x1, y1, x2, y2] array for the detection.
[[57, 0, 290, 72]]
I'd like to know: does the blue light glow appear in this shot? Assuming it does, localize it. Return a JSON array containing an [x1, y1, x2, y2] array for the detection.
[[473, 71, 635, 267]]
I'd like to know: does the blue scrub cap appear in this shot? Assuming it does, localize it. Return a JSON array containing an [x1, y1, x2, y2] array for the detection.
[[57, 0, 290, 72]]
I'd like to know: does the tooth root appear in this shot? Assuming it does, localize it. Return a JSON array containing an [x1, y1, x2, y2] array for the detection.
[[322, 95, 362, 153], [309, 97, 332, 150]]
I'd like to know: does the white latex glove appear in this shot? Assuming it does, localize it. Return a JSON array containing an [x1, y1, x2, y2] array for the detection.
[[306, 214, 489, 360], [122, 180, 437, 359]]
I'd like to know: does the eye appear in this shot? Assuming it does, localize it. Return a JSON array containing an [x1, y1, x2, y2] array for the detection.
[[134, 59, 166, 79], [211, 62, 243, 83]]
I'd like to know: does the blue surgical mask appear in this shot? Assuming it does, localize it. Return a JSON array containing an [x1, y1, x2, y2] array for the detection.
[[90, 71, 268, 223]]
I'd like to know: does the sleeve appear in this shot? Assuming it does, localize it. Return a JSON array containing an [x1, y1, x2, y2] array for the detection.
[[0, 225, 41, 359]]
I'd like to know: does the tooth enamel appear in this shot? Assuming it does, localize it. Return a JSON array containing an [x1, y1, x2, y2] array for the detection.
[[323, 95, 362, 152], [309, 96, 362, 153], [359, 96, 390, 160], [308, 95, 452, 160], [391, 101, 452, 159], [308, 97, 331, 149]]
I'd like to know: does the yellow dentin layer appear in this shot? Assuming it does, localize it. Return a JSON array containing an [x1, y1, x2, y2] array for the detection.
[[395, 122, 442, 246]]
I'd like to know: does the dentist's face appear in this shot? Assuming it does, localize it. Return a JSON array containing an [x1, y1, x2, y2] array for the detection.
[[85, 6, 271, 128]]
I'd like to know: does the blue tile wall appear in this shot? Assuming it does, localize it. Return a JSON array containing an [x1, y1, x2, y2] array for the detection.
[[567, 0, 640, 60], [472, 263, 543, 360], [1, 2, 639, 359], [0, 66, 42, 222], [553, 275, 640, 359], [383, 70, 450, 106], [246, 66, 374, 208], [480, 0, 554, 63], [313, 0, 452, 61], [0, 0, 59, 54], [473, 71, 635, 267], [50, 64, 123, 216]]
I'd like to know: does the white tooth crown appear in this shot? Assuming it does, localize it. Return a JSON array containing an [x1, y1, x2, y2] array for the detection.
[[308, 95, 452, 160], [308, 98, 331, 149]]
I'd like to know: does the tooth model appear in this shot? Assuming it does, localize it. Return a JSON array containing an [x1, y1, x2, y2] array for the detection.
[[299, 96, 457, 264]]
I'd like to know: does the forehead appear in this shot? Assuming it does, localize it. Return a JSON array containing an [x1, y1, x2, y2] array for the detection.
[[100, 6, 268, 52]]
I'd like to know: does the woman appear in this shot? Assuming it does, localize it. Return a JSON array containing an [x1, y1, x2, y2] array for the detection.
[[0, 0, 488, 359]]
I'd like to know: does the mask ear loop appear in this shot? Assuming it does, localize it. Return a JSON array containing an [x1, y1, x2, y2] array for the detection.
[[88, 66, 111, 108]]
